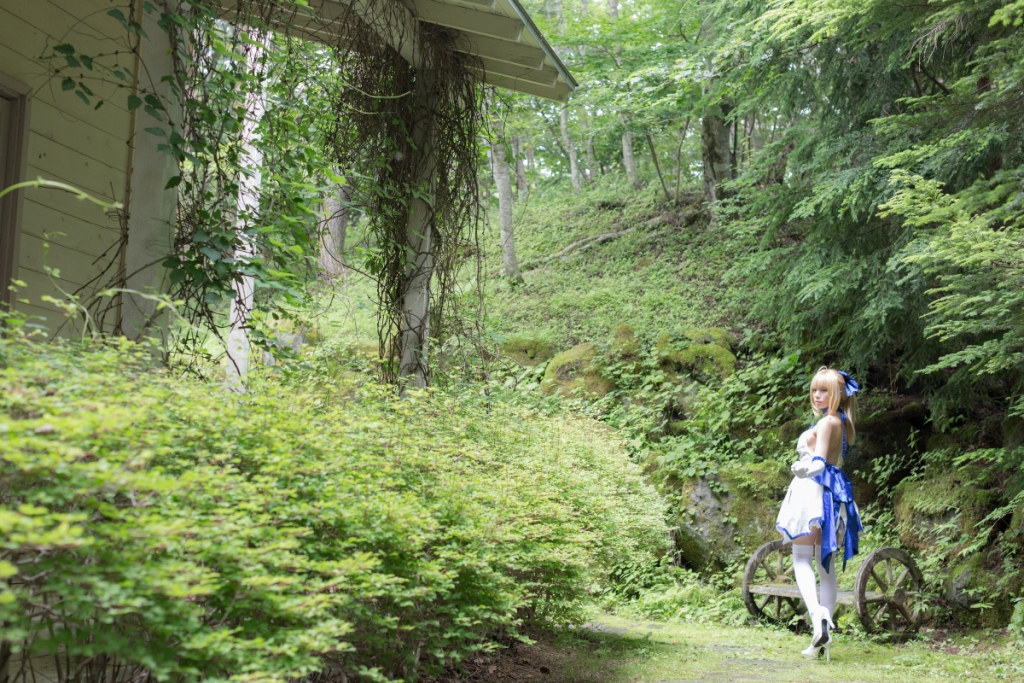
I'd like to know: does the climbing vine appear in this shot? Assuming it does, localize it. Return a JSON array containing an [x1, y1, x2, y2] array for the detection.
[[42, 0, 482, 376]]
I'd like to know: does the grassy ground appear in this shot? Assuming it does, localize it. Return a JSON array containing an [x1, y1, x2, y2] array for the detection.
[[448, 615, 1024, 683], [481, 181, 737, 350]]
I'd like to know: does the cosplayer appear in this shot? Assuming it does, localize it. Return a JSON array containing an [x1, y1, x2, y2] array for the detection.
[[776, 367, 862, 661]]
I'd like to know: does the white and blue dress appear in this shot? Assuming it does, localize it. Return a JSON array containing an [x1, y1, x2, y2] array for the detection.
[[775, 409, 862, 572]]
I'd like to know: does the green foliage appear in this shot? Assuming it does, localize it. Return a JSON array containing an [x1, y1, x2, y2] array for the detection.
[[0, 335, 668, 682]]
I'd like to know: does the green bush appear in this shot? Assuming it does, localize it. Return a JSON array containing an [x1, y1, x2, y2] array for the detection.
[[0, 336, 668, 683]]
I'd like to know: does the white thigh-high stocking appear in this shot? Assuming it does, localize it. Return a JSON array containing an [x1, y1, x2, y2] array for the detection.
[[791, 544, 820, 615], [816, 545, 837, 616]]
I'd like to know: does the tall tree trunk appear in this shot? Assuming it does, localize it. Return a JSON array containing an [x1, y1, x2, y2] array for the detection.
[[486, 92, 523, 282], [553, 0, 565, 30], [561, 104, 582, 192], [646, 131, 671, 202], [586, 110, 597, 183], [674, 116, 691, 202], [525, 133, 535, 169], [227, 31, 269, 390], [398, 73, 438, 389], [319, 180, 350, 280], [489, 143, 523, 283], [512, 134, 529, 198], [621, 114, 641, 189], [700, 96, 734, 203], [608, 0, 618, 20]]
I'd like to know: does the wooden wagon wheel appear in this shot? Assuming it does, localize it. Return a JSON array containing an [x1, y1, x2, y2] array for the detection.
[[742, 539, 808, 630], [854, 547, 925, 642]]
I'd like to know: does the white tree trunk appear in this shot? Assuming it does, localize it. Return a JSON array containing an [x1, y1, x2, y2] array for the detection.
[[319, 180, 351, 281], [489, 137, 523, 283], [512, 134, 529, 199], [226, 32, 268, 390], [608, 0, 618, 20], [586, 110, 597, 182], [621, 114, 641, 189], [561, 104, 582, 192], [398, 75, 437, 389]]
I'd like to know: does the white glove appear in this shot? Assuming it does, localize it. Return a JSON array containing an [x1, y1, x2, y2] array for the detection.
[[791, 429, 825, 478]]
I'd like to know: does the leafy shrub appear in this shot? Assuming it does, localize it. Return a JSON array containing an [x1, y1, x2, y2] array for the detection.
[[0, 336, 668, 683]]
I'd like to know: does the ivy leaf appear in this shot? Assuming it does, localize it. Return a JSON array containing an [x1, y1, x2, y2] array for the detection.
[[164, 175, 182, 190], [200, 246, 222, 262], [65, 55, 81, 68], [128, 94, 142, 111], [80, 55, 93, 70], [75, 91, 91, 106], [61, 77, 75, 91], [53, 44, 75, 55]]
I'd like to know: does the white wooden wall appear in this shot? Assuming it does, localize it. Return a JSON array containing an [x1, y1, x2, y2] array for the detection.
[[0, 0, 135, 333]]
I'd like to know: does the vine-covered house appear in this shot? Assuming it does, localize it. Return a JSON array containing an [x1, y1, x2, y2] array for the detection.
[[0, 0, 573, 341]]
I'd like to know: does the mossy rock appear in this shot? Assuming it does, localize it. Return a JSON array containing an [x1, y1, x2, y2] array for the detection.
[[945, 552, 1017, 628], [926, 433, 957, 453], [541, 343, 615, 397], [674, 461, 789, 569], [893, 466, 1003, 552], [778, 420, 805, 446], [1003, 415, 1024, 451], [501, 337, 556, 367], [656, 332, 737, 382], [612, 324, 641, 358], [1008, 504, 1024, 554], [900, 402, 929, 429], [843, 409, 921, 506], [684, 327, 733, 349]]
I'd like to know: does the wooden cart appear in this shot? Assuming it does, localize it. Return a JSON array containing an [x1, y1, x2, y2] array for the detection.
[[741, 540, 925, 642]]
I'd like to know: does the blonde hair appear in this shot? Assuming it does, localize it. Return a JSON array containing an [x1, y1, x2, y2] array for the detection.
[[810, 366, 857, 444]]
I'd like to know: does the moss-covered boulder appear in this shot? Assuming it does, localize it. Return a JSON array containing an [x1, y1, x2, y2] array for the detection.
[[843, 408, 922, 506], [893, 466, 1003, 552], [684, 327, 733, 348], [612, 324, 641, 358], [501, 337, 555, 367], [656, 330, 736, 383], [541, 343, 615, 397], [1003, 415, 1024, 451], [945, 552, 1017, 628], [673, 461, 789, 569]]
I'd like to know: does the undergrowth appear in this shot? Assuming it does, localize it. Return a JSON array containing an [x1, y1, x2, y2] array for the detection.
[[0, 332, 669, 683]]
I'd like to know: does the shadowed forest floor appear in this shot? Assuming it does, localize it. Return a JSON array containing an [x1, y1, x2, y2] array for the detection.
[[429, 615, 1024, 683]]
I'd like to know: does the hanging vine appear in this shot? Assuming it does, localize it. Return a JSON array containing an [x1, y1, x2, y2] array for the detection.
[[42, 0, 482, 378]]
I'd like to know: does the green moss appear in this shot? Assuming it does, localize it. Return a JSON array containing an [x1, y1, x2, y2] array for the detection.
[[893, 466, 1002, 552], [946, 553, 1015, 628], [612, 324, 641, 358], [925, 433, 957, 452], [721, 462, 790, 554], [683, 327, 732, 349], [541, 342, 615, 397], [501, 337, 556, 367], [778, 420, 804, 445], [671, 343, 737, 380], [674, 524, 713, 571]]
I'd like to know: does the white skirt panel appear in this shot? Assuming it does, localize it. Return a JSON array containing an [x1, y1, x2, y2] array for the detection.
[[776, 475, 824, 543]]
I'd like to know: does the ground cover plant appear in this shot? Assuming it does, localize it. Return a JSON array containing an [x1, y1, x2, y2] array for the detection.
[[0, 332, 668, 683]]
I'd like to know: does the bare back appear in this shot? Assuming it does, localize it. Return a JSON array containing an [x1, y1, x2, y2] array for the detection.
[[805, 414, 845, 466]]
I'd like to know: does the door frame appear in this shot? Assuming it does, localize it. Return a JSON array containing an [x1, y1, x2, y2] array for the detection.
[[0, 72, 31, 310]]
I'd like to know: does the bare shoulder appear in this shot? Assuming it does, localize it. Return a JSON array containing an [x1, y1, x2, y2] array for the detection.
[[817, 414, 841, 432]]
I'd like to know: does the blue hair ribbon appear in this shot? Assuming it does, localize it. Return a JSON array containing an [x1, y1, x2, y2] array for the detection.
[[837, 370, 859, 396]]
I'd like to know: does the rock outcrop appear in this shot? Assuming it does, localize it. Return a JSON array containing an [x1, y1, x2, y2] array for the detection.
[[541, 343, 615, 397]]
